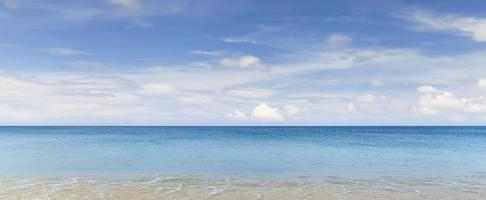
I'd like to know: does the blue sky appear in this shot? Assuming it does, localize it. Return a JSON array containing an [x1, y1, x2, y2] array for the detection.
[[2, 0, 486, 125]]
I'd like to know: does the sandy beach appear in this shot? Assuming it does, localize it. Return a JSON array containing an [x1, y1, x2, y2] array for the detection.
[[1, 175, 485, 200]]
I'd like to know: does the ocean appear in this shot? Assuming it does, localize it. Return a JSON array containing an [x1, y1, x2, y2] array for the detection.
[[1, 126, 485, 199]]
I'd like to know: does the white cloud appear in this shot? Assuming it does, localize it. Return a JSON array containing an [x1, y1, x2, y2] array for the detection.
[[251, 102, 285, 122], [414, 85, 486, 115], [477, 79, 486, 89], [219, 55, 264, 70], [347, 103, 355, 112], [4, 0, 20, 10], [402, 9, 486, 42], [7, 29, 486, 124], [417, 85, 440, 94], [68, 61, 110, 69], [0, 72, 49, 99], [138, 66, 271, 92], [356, 94, 378, 103], [177, 94, 211, 104], [0, 72, 151, 124], [41, 48, 90, 56], [221, 37, 257, 44], [106, 0, 141, 9], [350, 94, 392, 114], [326, 33, 353, 46], [226, 103, 302, 122], [226, 88, 274, 98], [226, 110, 249, 121], [140, 83, 175, 95], [273, 48, 421, 74], [284, 104, 301, 116], [189, 50, 223, 57]]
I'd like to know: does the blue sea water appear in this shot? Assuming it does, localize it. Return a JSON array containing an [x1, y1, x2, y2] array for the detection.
[[1, 126, 486, 177]]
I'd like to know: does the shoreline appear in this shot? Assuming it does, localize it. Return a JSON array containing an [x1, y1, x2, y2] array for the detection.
[[1, 174, 485, 200]]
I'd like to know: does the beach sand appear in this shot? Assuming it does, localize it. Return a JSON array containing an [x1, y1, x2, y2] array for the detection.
[[1, 175, 485, 200]]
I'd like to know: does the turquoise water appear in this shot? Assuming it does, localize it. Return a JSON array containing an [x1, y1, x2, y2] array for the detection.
[[1, 126, 486, 177]]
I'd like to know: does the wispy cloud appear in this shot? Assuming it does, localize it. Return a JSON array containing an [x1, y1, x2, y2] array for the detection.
[[106, 0, 141, 10], [226, 88, 274, 98], [399, 9, 486, 42], [5, 42, 486, 124], [67, 61, 110, 69], [326, 33, 353, 46], [218, 55, 265, 70], [189, 50, 223, 57], [139, 83, 176, 96], [3, 0, 20, 10], [5, 1, 188, 23], [41, 47, 90, 56], [221, 37, 257, 44]]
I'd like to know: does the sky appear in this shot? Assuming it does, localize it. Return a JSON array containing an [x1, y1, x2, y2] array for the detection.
[[2, 0, 486, 125]]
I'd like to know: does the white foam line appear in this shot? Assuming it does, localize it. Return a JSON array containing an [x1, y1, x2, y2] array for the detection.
[[208, 186, 225, 196], [145, 177, 161, 185], [164, 183, 183, 194]]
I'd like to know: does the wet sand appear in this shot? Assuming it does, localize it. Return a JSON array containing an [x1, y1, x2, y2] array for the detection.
[[1, 175, 485, 200]]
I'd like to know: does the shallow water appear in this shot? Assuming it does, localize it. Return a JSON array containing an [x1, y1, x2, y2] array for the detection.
[[1, 126, 486, 199], [1, 175, 485, 200]]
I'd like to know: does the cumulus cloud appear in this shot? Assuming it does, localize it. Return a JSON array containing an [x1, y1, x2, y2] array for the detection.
[[226, 110, 249, 121], [326, 33, 353, 46], [7, 29, 486, 124], [477, 79, 486, 89], [401, 9, 486, 42], [417, 85, 439, 94], [41, 47, 90, 56], [413, 85, 486, 115], [227, 103, 303, 122], [251, 102, 285, 121], [219, 55, 265, 70]]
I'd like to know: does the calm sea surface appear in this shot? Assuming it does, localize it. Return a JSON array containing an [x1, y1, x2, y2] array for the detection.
[[0, 126, 485, 177]]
